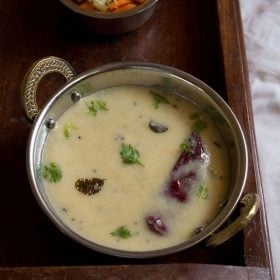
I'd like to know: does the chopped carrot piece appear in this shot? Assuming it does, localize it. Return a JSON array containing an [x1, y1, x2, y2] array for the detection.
[[108, 0, 134, 11], [72, 0, 145, 12], [113, 3, 137, 12], [116, 0, 134, 6], [80, 2, 95, 10]]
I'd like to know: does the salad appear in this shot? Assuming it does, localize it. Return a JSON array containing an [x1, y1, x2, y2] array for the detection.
[[72, 0, 146, 13]]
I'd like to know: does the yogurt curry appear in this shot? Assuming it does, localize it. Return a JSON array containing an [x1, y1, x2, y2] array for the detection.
[[41, 85, 230, 251]]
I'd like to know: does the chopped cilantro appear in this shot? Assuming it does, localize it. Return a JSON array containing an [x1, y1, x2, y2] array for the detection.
[[150, 91, 170, 109], [192, 120, 207, 134], [189, 111, 208, 133], [86, 100, 108, 116], [196, 183, 208, 200], [180, 141, 192, 152], [111, 226, 132, 239], [204, 105, 225, 124], [189, 112, 202, 120], [63, 120, 77, 138], [40, 163, 62, 183], [74, 82, 93, 95], [120, 143, 144, 166]]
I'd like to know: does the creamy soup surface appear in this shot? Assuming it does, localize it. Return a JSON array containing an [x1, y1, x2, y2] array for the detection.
[[42, 85, 230, 252]]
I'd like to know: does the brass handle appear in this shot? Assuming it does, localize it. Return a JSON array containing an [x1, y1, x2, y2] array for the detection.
[[206, 193, 260, 246], [21, 56, 76, 121]]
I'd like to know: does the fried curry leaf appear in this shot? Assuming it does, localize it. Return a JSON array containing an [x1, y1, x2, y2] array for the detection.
[[111, 226, 132, 239], [86, 100, 109, 116], [40, 163, 62, 183], [120, 143, 144, 166], [149, 121, 168, 133], [75, 178, 105, 195], [150, 91, 170, 109]]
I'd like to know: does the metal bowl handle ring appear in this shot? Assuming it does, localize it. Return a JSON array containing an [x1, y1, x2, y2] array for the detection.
[[206, 193, 260, 246], [21, 56, 75, 121]]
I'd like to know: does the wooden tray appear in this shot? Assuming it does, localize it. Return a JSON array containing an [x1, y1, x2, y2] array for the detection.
[[0, 0, 274, 278]]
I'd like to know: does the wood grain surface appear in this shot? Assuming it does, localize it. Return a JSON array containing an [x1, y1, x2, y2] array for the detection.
[[0, 0, 273, 278], [0, 264, 271, 280]]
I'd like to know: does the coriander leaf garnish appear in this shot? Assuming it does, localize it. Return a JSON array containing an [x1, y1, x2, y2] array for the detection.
[[40, 163, 62, 183], [204, 105, 225, 124], [150, 91, 170, 109], [86, 100, 108, 116], [189, 111, 208, 134], [192, 120, 207, 134], [195, 183, 208, 200], [120, 143, 144, 166], [189, 112, 202, 120], [64, 120, 77, 138], [111, 226, 132, 239], [74, 82, 92, 95], [180, 141, 192, 152]]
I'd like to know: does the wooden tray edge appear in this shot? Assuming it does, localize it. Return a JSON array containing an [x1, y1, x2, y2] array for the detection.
[[216, 0, 274, 278], [0, 263, 271, 280]]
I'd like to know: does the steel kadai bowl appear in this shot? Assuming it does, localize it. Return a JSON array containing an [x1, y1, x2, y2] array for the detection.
[[59, 0, 159, 34], [21, 56, 259, 258]]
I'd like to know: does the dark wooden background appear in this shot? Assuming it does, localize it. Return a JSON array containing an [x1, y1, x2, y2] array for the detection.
[[0, 0, 273, 278]]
